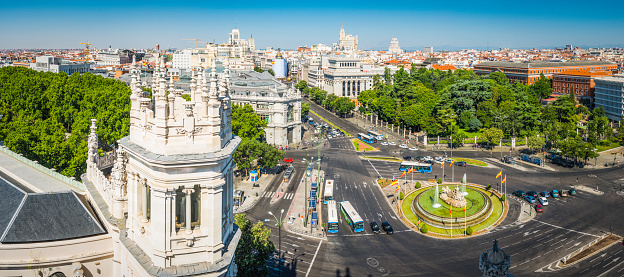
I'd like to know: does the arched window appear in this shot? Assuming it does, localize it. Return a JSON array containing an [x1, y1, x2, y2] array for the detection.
[[49, 273, 66, 277]]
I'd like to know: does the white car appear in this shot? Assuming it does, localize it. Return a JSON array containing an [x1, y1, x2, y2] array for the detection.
[[389, 142, 397, 146], [399, 144, 408, 148], [538, 197, 548, 206], [409, 147, 418, 151], [434, 159, 443, 164], [381, 142, 389, 146], [327, 135, 332, 139]]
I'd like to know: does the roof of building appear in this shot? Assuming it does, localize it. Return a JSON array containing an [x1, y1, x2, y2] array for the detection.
[[431, 64, 458, 71], [0, 176, 106, 243], [554, 70, 612, 77], [594, 75, 624, 83], [475, 60, 614, 69]]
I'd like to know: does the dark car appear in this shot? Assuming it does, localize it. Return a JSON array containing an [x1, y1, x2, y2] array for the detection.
[[403, 156, 412, 161], [535, 204, 543, 213], [539, 191, 549, 198], [456, 161, 467, 167], [370, 222, 381, 234], [569, 189, 577, 196], [424, 160, 435, 164], [527, 191, 538, 198], [381, 222, 394, 234], [512, 190, 526, 197]]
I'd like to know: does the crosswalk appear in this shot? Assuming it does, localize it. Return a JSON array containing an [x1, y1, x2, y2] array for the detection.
[[261, 191, 296, 200]]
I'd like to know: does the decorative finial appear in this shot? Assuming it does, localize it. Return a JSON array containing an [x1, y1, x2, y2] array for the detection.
[[493, 240, 499, 252]]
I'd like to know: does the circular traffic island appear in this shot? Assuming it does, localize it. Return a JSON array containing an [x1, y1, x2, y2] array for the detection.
[[402, 183, 507, 238]]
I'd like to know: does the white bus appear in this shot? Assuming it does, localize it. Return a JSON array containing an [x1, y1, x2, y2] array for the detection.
[[327, 200, 339, 233], [399, 161, 433, 173], [368, 130, 383, 141], [339, 201, 364, 233], [324, 180, 334, 204]]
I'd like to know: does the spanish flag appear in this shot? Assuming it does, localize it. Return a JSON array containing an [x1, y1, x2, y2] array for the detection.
[[441, 161, 444, 168], [450, 160, 454, 167], [502, 175, 507, 184], [496, 171, 502, 179], [450, 205, 452, 215], [408, 168, 415, 174], [394, 185, 400, 193], [399, 171, 406, 178], [391, 179, 399, 186]]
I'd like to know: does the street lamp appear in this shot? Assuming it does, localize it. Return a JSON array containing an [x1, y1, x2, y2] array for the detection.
[[268, 209, 285, 277]]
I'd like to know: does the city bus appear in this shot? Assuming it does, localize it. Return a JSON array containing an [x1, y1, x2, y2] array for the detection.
[[368, 130, 383, 141], [324, 180, 334, 204], [326, 200, 339, 233], [399, 161, 433, 173], [358, 133, 376, 144], [339, 201, 364, 233]]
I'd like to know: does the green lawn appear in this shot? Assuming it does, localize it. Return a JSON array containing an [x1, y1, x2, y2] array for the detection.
[[402, 186, 505, 236], [310, 110, 351, 137], [597, 142, 621, 153], [453, 157, 487, 167], [418, 187, 485, 218]]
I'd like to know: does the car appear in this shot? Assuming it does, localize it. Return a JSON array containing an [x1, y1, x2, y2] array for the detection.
[[560, 190, 568, 197], [539, 191, 549, 198], [551, 190, 559, 198], [370, 222, 381, 234], [527, 191, 538, 198], [381, 142, 388, 146], [456, 161, 467, 167], [524, 195, 536, 204], [403, 156, 412, 161], [538, 197, 548, 206], [409, 147, 418, 151], [513, 190, 526, 197], [283, 158, 293, 163], [434, 159, 443, 164], [327, 135, 332, 139], [535, 204, 543, 213], [446, 159, 454, 163], [424, 160, 435, 164], [381, 222, 394, 234], [399, 144, 408, 148], [569, 189, 576, 196], [389, 142, 397, 146]]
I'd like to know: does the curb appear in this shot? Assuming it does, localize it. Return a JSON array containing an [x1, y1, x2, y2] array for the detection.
[[234, 173, 280, 214], [557, 234, 622, 269]]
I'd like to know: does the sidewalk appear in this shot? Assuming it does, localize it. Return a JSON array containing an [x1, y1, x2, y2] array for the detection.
[[284, 167, 325, 239], [234, 172, 279, 213]]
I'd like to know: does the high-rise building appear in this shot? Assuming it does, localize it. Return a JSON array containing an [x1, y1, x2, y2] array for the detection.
[[594, 75, 624, 121], [388, 38, 402, 54], [424, 47, 434, 54]]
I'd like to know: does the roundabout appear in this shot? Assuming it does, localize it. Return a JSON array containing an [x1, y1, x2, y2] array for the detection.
[[402, 183, 507, 237]]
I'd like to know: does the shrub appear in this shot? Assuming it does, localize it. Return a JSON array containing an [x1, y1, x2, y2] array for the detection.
[[415, 181, 422, 189], [501, 194, 506, 201], [399, 192, 405, 200], [438, 178, 443, 184], [486, 184, 491, 191], [466, 226, 474, 235], [420, 224, 428, 234]]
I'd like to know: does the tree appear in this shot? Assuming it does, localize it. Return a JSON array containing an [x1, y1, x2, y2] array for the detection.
[[384, 67, 392, 86], [324, 94, 338, 110], [466, 226, 474, 235], [376, 96, 397, 123], [232, 104, 268, 141], [357, 89, 378, 108], [451, 131, 467, 147], [334, 97, 355, 117], [234, 214, 276, 277], [295, 80, 308, 91], [527, 135, 545, 152], [488, 71, 508, 86], [467, 117, 482, 132], [420, 223, 428, 234], [254, 66, 265, 73], [267, 69, 275, 76], [233, 139, 262, 176], [301, 102, 310, 118], [531, 74, 552, 99], [480, 127, 504, 148], [257, 143, 284, 170]]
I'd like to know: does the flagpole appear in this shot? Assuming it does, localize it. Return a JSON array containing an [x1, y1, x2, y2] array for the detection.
[[450, 206, 453, 238], [464, 206, 467, 236]]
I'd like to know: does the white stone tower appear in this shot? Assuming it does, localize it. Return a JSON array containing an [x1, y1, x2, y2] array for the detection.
[[118, 55, 240, 275]]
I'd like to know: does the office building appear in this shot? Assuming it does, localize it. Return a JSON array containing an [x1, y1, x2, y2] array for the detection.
[[29, 56, 90, 75], [594, 75, 624, 121]]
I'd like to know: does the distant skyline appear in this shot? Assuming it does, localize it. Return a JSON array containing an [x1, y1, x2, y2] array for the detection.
[[1, 0, 623, 51]]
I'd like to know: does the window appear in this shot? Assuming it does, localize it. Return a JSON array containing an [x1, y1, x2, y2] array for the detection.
[[175, 185, 201, 231]]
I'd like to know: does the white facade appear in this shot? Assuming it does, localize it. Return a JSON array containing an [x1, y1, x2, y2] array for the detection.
[[388, 38, 402, 54], [334, 25, 358, 52], [29, 56, 90, 75], [172, 49, 193, 69], [424, 47, 434, 54], [85, 57, 240, 276], [594, 75, 624, 121], [316, 58, 374, 99], [229, 71, 302, 146]]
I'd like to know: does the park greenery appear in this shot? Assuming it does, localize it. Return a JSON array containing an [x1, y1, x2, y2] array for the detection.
[[297, 66, 623, 164], [234, 214, 276, 277], [0, 67, 131, 178], [231, 103, 284, 176]]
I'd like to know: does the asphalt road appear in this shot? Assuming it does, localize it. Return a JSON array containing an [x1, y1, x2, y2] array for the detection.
[[241, 100, 624, 276]]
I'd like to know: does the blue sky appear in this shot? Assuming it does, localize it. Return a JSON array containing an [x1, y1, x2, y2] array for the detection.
[[1, 0, 623, 50]]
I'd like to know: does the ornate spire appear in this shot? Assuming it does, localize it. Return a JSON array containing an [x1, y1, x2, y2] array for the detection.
[[87, 119, 98, 163], [210, 60, 218, 99]]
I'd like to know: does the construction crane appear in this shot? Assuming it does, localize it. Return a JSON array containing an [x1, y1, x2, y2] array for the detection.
[[182, 39, 200, 49], [79, 39, 93, 62]]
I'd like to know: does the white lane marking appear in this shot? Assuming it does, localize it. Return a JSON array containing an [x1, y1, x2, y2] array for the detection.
[[604, 257, 620, 268], [598, 260, 624, 277], [532, 219, 600, 237], [306, 240, 323, 277], [590, 253, 607, 263], [368, 160, 381, 178]]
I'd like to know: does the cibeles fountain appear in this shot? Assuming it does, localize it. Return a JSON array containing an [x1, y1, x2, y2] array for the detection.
[[407, 173, 507, 237]]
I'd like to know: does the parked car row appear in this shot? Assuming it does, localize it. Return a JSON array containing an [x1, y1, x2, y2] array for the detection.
[[512, 188, 577, 212]]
